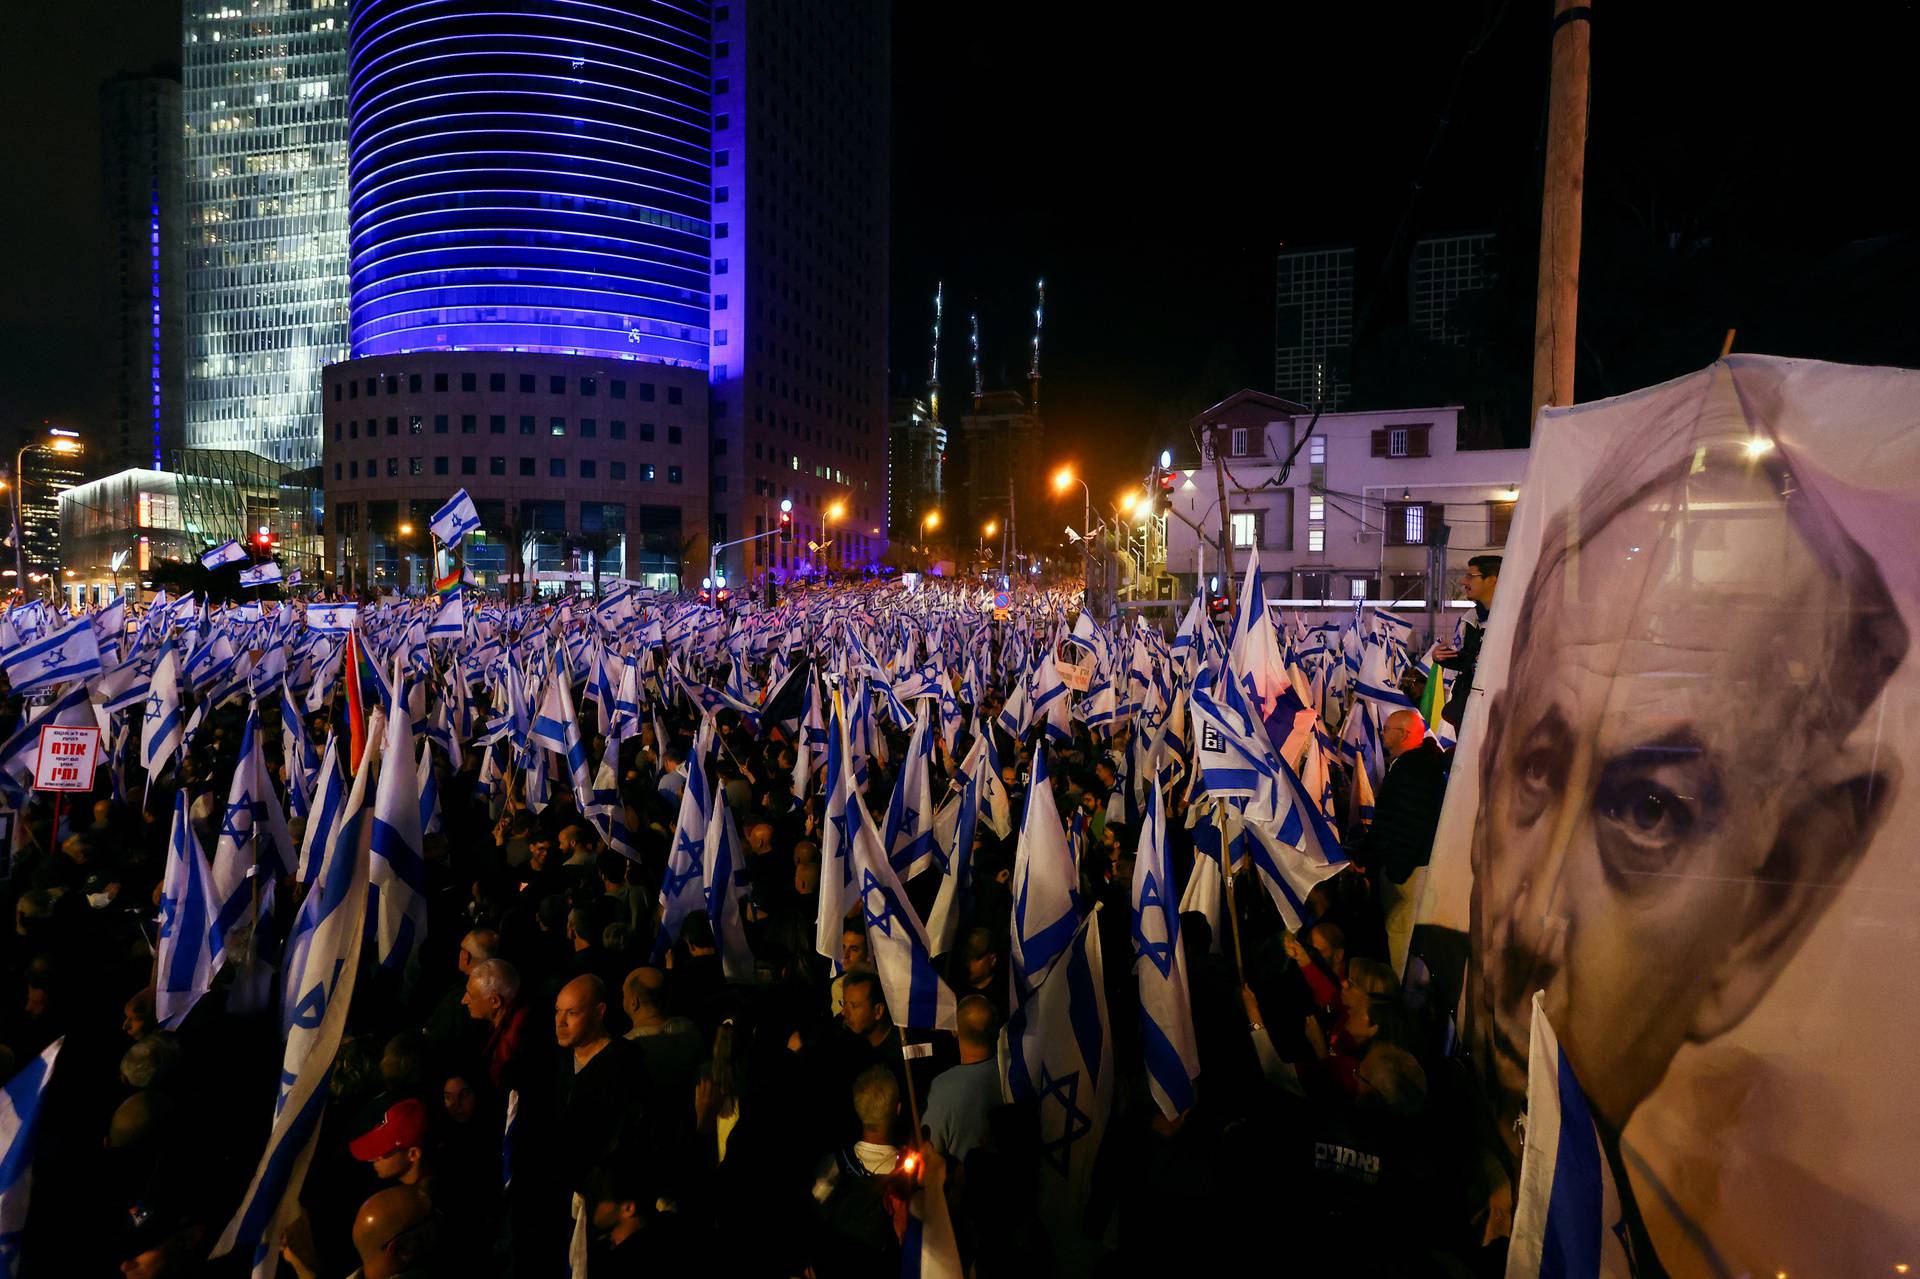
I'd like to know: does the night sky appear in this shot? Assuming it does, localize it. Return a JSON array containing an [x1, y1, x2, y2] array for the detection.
[[3, 2, 1911, 502]]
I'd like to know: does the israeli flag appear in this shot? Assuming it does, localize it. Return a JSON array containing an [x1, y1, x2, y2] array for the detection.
[[1131, 781, 1200, 1119], [1000, 910, 1111, 1229], [200, 539, 248, 569], [1507, 991, 1635, 1279], [154, 791, 222, 1029], [239, 560, 284, 587], [368, 662, 427, 972], [214, 713, 380, 1277], [652, 716, 712, 959], [925, 757, 981, 958], [882, 702, 939, 878], [849, 770, 956, 1031], [139, 644, 185, 777], [1243, 756, 1349, 930], [209, 706, 293, 970], [429, 488, 482, 546], [529, 670, 595, 815], [305, 603, 358, 634], [1, 615, 102, 695], [291, 736, 346, 891], [427, 592, 464, 641], [701, 801, 758, 982], [1010, 746, 1079, 1005], [0, 1038, 64, 1272], [814, 698, 859, 963]]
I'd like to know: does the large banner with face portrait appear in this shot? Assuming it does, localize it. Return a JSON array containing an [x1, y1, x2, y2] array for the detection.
[[1413, 354, 1920, 1277]]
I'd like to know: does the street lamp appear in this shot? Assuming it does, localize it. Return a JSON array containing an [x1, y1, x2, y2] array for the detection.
[[13, 431, 82, 590], [1052, 465, 1094, 610], [825, 500, 846, 569]]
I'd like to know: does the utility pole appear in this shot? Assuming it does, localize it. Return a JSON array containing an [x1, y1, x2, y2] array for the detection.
[[1530, 0, 1593, 427], [1208, 424, 1237, 610], [1001, 475, 1013, 578]]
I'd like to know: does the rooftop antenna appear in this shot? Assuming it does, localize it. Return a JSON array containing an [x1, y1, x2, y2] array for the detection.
[[1028, 277, 1045, 411], [969, 310, 983, 409], [928, 282, 943, 423]]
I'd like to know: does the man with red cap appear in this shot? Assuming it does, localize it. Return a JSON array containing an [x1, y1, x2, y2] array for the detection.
[[350, 1098, 436, 1197]]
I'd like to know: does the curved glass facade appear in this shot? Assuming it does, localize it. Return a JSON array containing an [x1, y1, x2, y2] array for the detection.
[[348, 0, 712, 364]]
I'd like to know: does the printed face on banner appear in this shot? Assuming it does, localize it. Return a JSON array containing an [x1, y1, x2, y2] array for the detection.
[[1469, 448, 1904, 1154], [1417, 357, 1920, 1275]]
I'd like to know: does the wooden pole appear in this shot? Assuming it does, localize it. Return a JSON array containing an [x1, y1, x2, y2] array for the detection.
[[1209, 427, 1237, 612], [1529, 0, 1593, 429]]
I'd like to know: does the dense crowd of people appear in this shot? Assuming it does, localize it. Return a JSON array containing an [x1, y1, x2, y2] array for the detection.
[[0, 564, 1517, 1278]]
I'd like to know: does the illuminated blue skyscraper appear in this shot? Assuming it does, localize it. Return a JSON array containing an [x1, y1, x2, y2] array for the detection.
[[347, 0, 711, 364], [182, 1, 351, 469]]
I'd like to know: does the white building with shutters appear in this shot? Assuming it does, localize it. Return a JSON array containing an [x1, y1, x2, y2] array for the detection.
[[1161, 389, 1530, 627]]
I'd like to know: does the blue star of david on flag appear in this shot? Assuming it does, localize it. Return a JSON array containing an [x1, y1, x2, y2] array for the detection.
[[1130, 870, 1175, 979], [1036, 1066, 1092, 1177], [860, 869, 895, 937]]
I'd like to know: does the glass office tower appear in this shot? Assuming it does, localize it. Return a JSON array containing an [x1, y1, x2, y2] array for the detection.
[[182, 0, 351, 469]]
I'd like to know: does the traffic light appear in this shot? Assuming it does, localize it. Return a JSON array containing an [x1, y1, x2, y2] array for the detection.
[[253, 525, 273, 554], [778, 509, 793, 542]]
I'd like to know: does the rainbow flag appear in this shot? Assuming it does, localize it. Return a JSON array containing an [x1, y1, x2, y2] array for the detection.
[[1419, 652, 1447, 729], [344, 629, 370, 772]]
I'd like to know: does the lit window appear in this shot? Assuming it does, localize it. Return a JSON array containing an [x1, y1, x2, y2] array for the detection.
[[1308, 527, 1325, 553], [1230, 512, 1260, 548], [1309, 435, 1326, 465], [1350, 578, 1370, 599], [1404, 504, 1425, 544], [1308, 495, 1324, 522], [1231, 427, 1250, 456], [1388, 428, 1409, 457]]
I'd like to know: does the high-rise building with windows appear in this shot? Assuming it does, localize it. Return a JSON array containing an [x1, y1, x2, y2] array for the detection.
[[182, 0, 350, 469], [100, 71, 185, 475], [708, 2, 890, 582], [1274, 246, 1354, 410], [1410, 232, 1497, 346], [320, 0, 714, 592]]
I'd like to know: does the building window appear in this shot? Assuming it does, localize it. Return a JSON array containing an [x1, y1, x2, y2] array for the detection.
[[1308, 495, 1324, 521], [461, 414, 476, 434], [1371, 424, 1431, 458], [549, 375, 565, 394], [334, 462, 342, 480], [490, 373, 505, 392], [580, 419, 596, 438], [387, 418, 399, 435], [550, 458, 565, 478], [668, 426, 683, 444], [668, 387, 683, 405], [348, 421, 358, 438], [519, 457, 535, 476], [434, 415, 448, 434], [433, 457, 448, 475], [610, 421, 626, 440], [668, 466, 683, 484], [519, 416, 535, 435], [581, 377, 596, 397], [490, 415, 505, 434], [387, 458, 399, 476], [348, 460, 357, 478], [1230, 512, 1261, 548], [1350, 577, 1372, 600], [408, 415, 422, 435], [408, 373, 422, 393], [611, 461, 626, 481], [639, 384, 655, 402], [433, 373, 448, 392], [640, 463, 655, 481], [520, 374, 535, 393], [461, 456, 476, 475], [1307, 527, 1326, 553], [611, 379, 626, 399], [640, 424, 655, 442], [461, 372, 477, 391], [550, 418, 566, 436], [1387, 502, 1435, 546], [714, 258, 728, 276], [1488, 499, 1515, 546], [580, 460, 596, 479], [490, 457, 506, 476], [1231, 427, 1250, 456], [1403, 503, 1426, 544], [1309, 434, 1325, 465], [409, 457, 422, 476]]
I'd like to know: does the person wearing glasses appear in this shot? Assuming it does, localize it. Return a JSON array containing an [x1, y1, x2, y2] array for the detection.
[[1432, 555, 1501, 733]]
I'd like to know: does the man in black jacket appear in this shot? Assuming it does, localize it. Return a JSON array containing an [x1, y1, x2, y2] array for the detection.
[[1434, 555, 1500, 732], [1354, 710, 1450, 971]]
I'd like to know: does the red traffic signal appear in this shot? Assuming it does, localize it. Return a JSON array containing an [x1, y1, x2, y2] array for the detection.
[[778, 510, 794, 542]]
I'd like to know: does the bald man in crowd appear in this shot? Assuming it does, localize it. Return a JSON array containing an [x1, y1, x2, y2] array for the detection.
[[1353, 708, 1450, 970]]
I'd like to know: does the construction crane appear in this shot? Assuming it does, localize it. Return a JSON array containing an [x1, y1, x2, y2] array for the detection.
[[969, 310, 983, 409], [929, 282, 943, 423], [1028, 277, 1045, 410]]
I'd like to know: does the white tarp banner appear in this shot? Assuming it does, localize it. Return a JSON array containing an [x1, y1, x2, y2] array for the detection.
[[1414, 354, 1920, 1276]]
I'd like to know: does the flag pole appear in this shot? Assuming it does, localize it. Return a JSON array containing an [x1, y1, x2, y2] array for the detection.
[[1214, 800, 1247, 979]]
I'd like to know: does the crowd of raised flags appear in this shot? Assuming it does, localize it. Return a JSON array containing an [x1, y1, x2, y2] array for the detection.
[[0, 504, 1527, 1275]]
